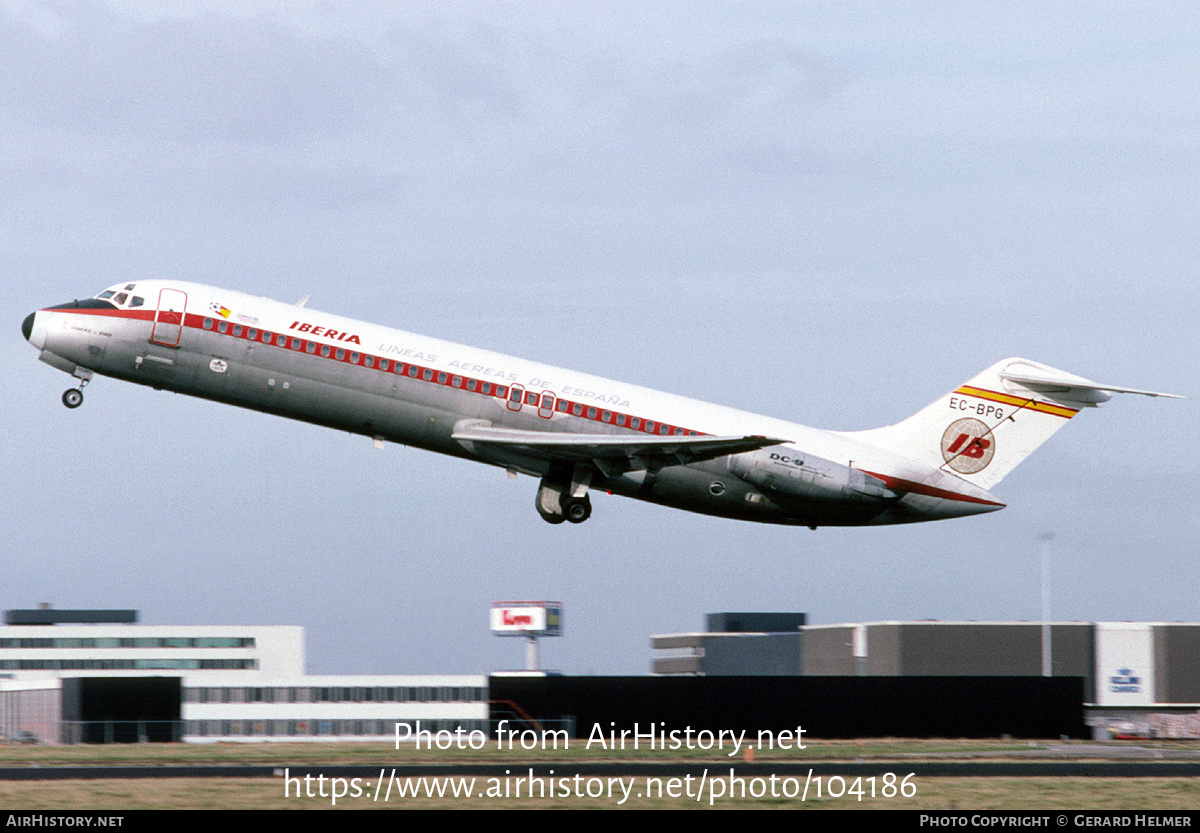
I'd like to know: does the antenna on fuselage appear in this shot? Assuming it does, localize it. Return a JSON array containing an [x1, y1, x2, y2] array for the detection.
[[296, 295, 309, 307]]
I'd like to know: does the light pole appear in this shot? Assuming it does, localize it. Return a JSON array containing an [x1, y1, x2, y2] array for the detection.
[[1041, 532, 1054, 677]]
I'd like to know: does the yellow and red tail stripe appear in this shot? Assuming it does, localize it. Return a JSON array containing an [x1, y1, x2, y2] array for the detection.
[[954, 385, 1078, 419]]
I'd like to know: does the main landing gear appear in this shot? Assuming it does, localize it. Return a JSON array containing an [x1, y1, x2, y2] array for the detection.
[[535, 464, 593, 525]]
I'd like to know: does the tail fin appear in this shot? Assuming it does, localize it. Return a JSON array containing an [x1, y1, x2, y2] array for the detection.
[[847, 358, 1179, 490]]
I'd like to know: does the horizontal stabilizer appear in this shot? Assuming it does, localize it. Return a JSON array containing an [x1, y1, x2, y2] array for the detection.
[[999, 366, 1183, 404]]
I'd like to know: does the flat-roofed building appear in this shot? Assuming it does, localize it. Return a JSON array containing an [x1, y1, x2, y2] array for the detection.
[[0, 610, 486, 744]]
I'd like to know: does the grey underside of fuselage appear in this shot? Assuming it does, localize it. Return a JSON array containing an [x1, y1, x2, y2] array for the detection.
[[60, 321, 919, 527]]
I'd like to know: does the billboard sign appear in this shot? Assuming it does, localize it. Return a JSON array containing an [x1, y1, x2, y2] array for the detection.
[[490, 601, 562, 637]]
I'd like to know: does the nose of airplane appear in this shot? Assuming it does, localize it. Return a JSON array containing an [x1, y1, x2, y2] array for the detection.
[[22, 311, 35, 342]]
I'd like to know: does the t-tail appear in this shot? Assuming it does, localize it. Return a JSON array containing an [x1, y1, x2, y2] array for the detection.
[[848, 357, 1181, 491]]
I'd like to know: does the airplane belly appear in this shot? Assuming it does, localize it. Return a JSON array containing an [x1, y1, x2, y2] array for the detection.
[[600, 462, 880, 526], [190, 350, 475, 458]]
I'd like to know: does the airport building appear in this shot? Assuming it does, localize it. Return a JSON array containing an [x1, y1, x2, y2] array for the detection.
[[4, 608, 1198, 742], [651, 615, 1200, 731], [0, 609, 487, 744]]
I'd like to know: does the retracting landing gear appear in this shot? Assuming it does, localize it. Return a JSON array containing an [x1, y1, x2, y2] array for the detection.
[[535, 464, 593, 524]]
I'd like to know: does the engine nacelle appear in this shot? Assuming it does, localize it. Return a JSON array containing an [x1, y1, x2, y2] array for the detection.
[[728, 449, 896, 503]]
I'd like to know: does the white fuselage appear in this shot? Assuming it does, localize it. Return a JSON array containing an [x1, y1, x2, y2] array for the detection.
[[23, 281, 1005, 526]]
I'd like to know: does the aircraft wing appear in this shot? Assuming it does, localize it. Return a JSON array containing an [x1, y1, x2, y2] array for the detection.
[[452, 424, 788, 475]]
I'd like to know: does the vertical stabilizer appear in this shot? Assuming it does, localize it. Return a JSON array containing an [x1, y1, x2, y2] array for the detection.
[[845, 358, 1178, 490]]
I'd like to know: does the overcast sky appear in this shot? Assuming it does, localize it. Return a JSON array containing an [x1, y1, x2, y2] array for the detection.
[[4, 1, 1197, 675]]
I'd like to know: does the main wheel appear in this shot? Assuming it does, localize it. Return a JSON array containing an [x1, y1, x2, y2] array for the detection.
[[535, 487, 566, 524], [62, 389, 83, 409], [536, 505, 565, 525], [563, 495, 592, 524]]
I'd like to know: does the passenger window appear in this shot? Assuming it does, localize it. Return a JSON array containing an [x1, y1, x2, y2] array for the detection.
[[573, 403, 583, 416], [380, 359, 389, 372], [408, 366, 419, 378], [467, 379, 477, 391], [350, 352, 360, 363], [437, 372, 447, 384], [203, 318, 213, 330], [248, 329, 258, 340], [233, 325, 242, 336], [616, 414, 626, 426], [321, 345, 331, 358], [218, 321, 228, 333], [336, 349, 345, 361], [276, 334, 287, 346], [423, 369, 433, 381], [363, 356, 373, 368], [452, 375, 461, 387], [525, 391, 538, 405], [305, 342, 316, 354]]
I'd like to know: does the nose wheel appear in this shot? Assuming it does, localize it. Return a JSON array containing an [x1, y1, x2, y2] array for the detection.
[[62, 376, 89, 409]]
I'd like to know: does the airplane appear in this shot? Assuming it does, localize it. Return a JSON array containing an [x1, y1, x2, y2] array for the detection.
[[22, 281, 1179, 527]]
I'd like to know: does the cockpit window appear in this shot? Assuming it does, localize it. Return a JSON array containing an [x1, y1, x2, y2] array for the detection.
[[114, 292, 128, 305], [98, 290, 116, 299], [130, 296, 144, 307], [124, 284, 135, 291]]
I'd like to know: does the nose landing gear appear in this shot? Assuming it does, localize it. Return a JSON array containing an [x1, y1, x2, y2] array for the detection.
[[61, 372, 91, 409]]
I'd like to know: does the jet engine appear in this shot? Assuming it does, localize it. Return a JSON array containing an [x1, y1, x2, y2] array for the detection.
[[728, 449, 896, 503]]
